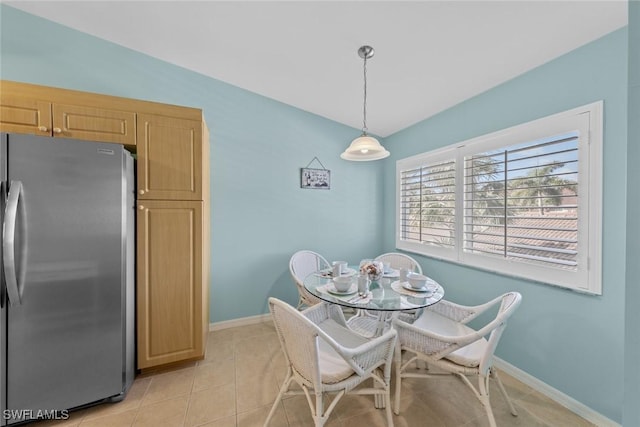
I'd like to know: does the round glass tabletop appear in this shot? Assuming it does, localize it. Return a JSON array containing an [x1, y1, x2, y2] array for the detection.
[[303, 267, 444, 312]]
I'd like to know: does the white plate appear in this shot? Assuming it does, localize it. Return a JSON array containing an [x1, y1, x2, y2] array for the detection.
[[327, 284, 357, 296], [402, 282, 433, 294]]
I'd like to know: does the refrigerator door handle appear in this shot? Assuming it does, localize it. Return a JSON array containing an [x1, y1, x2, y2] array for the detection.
[[4, 180, 26, 306]]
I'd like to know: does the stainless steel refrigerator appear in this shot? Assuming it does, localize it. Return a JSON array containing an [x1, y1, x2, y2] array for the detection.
[[0, 133, 135, 425]]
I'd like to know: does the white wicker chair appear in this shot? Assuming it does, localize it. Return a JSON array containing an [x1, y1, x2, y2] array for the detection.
[[265, 298, 397, 427], [289, 250, 330, 310], [375, 252, 423, 275], [392, 292, 522, 427], [347, 252, 423, 337]]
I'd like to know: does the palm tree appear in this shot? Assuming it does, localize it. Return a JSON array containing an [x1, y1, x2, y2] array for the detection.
[[467, 154, 506, 225], [508, 163, 577, 215]]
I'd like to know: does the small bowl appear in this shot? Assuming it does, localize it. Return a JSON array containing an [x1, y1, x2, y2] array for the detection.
[[333, 276, 353, 292], [407, 273, 428, 289]]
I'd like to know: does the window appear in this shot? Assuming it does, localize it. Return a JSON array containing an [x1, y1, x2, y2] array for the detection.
[[396, 102, 602, 294]]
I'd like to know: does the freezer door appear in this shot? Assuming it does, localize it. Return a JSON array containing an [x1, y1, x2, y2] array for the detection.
[[5, 134, 127, 422], [0, 134, 7, 426]]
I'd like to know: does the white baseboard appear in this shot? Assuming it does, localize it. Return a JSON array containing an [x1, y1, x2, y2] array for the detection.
[[209, 313, 272, 331], [494, 357, 620, 427]]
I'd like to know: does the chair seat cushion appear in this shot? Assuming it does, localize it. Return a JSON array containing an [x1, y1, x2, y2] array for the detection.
[[317, 340, 355, 383], [317, 319, 369, 383], [413, 309, 487, 367]]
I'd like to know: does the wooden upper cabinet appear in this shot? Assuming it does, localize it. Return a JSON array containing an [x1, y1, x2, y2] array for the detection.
[[0, 96, 52, 135], [52, 104, 136, 146], [137, 114, 203, 200], [0, 96, 136, 146]]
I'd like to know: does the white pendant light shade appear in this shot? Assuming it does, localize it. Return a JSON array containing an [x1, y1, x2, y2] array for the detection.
[[342, 45, 390, 161], [340, 135, 390, 161]]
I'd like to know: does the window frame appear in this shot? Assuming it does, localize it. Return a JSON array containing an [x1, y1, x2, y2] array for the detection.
[[396, 101, 603, 294]]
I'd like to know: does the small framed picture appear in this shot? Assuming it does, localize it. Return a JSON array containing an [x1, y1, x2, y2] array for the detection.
[[300, 168, 330, 190]]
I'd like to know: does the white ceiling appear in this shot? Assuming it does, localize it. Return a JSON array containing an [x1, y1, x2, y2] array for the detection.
[[6, 1, 628, 137]]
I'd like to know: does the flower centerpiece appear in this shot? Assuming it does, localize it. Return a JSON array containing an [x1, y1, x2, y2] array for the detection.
[[359, 259, 384, 282]]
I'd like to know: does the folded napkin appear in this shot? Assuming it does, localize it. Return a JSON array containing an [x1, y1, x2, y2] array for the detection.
[[345, 293, 373, 305], [316, 283, 373, 304], [382, 268, 400, 278], [390, 280, 437, 298]]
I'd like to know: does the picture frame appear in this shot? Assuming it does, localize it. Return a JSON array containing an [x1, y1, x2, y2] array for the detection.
[[300, 167, 330, 190]]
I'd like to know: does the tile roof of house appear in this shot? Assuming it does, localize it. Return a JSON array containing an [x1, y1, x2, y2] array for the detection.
[[467, 208, 577, 268]]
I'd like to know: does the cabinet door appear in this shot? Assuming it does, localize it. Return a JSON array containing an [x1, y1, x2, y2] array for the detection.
[[137, 114, 202, 200], [137, 200, 205, 369], [0, 97, 52, 135], [52, 104, 136, 146]]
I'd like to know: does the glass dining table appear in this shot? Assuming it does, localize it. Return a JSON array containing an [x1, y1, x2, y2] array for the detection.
[[304, 266, 445, 409], [303, 266, 445, 337]]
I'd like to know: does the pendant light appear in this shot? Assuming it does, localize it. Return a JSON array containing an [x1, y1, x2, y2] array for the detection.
[[341, 45, 390, 161]]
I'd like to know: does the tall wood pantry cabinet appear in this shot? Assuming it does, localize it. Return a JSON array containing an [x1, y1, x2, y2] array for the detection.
[[0, 80, 211, 370]]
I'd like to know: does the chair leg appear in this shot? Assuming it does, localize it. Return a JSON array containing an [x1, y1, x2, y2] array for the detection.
[[264, 373, 292, 427], [314, 391, 326, 427], [478, 373, 497, 427], [385, 386, 395, 427], [492, 369, 518, 416], [296, 295, 305, 311], [393, 345, 402, 415]]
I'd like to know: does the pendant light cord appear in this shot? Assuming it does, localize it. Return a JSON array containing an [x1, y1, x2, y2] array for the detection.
[[362, 55, 368, 136]]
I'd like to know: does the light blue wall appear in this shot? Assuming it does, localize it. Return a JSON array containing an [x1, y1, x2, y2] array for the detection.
[[624, 1, 640, 425], [0, 5, 385, 321], [382, 29, 628, 423], [1, 4, 633, 423]]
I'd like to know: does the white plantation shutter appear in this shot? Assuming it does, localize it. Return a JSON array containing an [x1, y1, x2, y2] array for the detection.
[[400, 159, 456, 247], [463, 133, 579, 270], [396, 102, 602, 294]]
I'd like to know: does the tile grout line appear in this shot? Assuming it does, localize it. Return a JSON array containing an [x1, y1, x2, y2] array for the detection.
[[131, 377, 153, 426]]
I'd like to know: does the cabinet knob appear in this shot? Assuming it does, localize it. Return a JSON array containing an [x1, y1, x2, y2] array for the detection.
[[52, 127, 62, 134], [37, 125, 48, 132], [139, 190, 145, 195], [139, 205, 144, 210]]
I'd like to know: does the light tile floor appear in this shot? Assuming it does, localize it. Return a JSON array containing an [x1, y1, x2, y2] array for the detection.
[[32, 320, 595, 427]]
